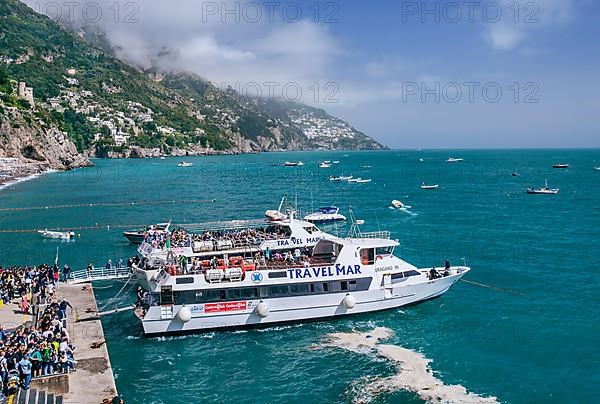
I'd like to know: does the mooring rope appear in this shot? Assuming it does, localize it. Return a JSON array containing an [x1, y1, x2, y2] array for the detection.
[[460, 279, 526, 295]]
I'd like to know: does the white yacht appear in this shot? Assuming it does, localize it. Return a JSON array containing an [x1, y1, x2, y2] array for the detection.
[[283, 161, 304, 167], [526, 180, 559, 194], [133, 224, 469, 335], [177, 162, 193, 167], [446, 158, 464, 163], [348, 178, 372, 183], [420, 183, 439, 190], [38, 230, 75, 240], [303, 206, 347, 223], [319, 162, 332, 168]]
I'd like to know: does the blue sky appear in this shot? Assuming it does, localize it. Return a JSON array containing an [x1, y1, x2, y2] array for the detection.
[[24, 0, 600, 148]]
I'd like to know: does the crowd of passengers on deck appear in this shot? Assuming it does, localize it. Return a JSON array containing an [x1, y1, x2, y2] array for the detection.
[[144, 227, 292, 250], [150, 246, 316, 277], [0, 263, 76, 394]]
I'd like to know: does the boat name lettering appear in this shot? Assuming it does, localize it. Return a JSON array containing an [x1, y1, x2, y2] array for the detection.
[[276, 237, 320, 247], [286, 264, 362, 279], [375, 265, 394, 272]]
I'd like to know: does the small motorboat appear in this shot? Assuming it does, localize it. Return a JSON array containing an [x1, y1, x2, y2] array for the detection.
[[446, 158, 464, 163], [331, 175, 353, 181], [332, 161, 340, 164], [420, 183, 439, 190], [265, 210, 288, 221], [38, 230, 75, 240], [512, 172, 520, 177], [359, 165, 372, 169], [283, 161, 304, 167], [303, 206, 347, 223], [552, 163, 569, 169], [348, 178, 371, 183], [329, 176, 342, 181], [178, 162, 193, 167], [319, 162, 332, 168], [526, 180, 559, 194], [123, 222, 171, 244], [391, 200, 412, 209], [324, 160, 331, 164], [419, 158, 424, 162]]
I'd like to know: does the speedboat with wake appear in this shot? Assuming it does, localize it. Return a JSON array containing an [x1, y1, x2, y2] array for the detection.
[[132, 216, 469, 335], [303, 206, 347, 223], [319, 162, 332, 168], [552, 163, 569, 169], [391, 200, 412, 209], [178, 162, 193, 167], [446, 157, 464, 163], [420, 183, 439, 190], [283, 161, 304, 167], [526, 180, 559, 194], [38, 230, 75, 240]]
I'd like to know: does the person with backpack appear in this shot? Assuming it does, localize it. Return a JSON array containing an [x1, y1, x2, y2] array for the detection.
[[41, 343, 53, 375]]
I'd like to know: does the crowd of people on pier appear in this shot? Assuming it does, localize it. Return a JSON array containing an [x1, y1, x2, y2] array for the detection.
[[144, 226, 293, 250], [0, 263, 76, 393]]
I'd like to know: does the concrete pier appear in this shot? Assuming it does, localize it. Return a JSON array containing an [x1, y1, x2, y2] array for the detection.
[[58, 283, 118, 404], [0, 284, 118, 403]]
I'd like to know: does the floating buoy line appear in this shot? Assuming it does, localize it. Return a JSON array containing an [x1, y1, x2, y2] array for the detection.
[[0, 198, 216, 212]]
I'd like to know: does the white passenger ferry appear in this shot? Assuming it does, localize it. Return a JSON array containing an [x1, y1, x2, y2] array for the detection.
[[133, 222, 469, 335]]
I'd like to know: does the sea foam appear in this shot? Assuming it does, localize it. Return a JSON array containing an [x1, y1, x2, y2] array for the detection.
[[323, 327, 498, 403]]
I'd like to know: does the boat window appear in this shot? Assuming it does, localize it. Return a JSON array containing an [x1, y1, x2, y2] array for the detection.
[[348, 280, 358, 291], [268, 271, 287, 279], [403, 270, 421, 278], [391, 273, 403, 280], [261, 285, 290, 298], [303, 226, 317, 234], [175, 277, 194, 285], [290, 284, 309, 295], [340, 281, 348, 291], [360, 249, 375, 265], [323, 282, 329, 292], [203, 289, 224, 302], [375, 246, 394, 256]]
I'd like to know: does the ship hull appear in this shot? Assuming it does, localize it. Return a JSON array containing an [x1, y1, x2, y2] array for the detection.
[[140, 272, 465, 336]]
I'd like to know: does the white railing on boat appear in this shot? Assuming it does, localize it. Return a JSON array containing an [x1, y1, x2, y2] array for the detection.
[[355, 231, 391, 239], [67, 266, 132, 284]]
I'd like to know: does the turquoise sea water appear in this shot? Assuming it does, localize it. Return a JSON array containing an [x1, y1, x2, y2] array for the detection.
[[1, 150, 599, 403]]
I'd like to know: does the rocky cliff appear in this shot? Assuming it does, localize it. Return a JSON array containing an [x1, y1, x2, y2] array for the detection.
[[0, 107, 90, 175]]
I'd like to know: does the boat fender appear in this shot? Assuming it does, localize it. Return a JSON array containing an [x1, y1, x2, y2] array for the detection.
[[342, 294, 356, 309], [177, 306, 192, 323], [256, 301, 270, 318]]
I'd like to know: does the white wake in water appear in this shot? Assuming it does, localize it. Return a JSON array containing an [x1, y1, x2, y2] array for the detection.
[[323, 327, 498, 404]]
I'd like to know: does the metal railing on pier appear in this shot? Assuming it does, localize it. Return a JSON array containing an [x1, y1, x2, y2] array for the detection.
[[66, 266, 133, 284]]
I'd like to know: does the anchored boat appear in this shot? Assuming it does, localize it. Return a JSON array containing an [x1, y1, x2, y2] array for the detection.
[[133, 220, 469, 335], [552, 163, 569, 169], [177, 162, 193, 167], [526, 180, 559, 194], [283, 161, 304, 167], [38, 230, 75, 240], [420, 183, 439, 190], [123, 222, 171, 244], [446, 157, 464, 163]]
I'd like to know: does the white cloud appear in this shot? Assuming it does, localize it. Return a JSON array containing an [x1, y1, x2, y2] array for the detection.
[[483, 0, 576, 51]]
